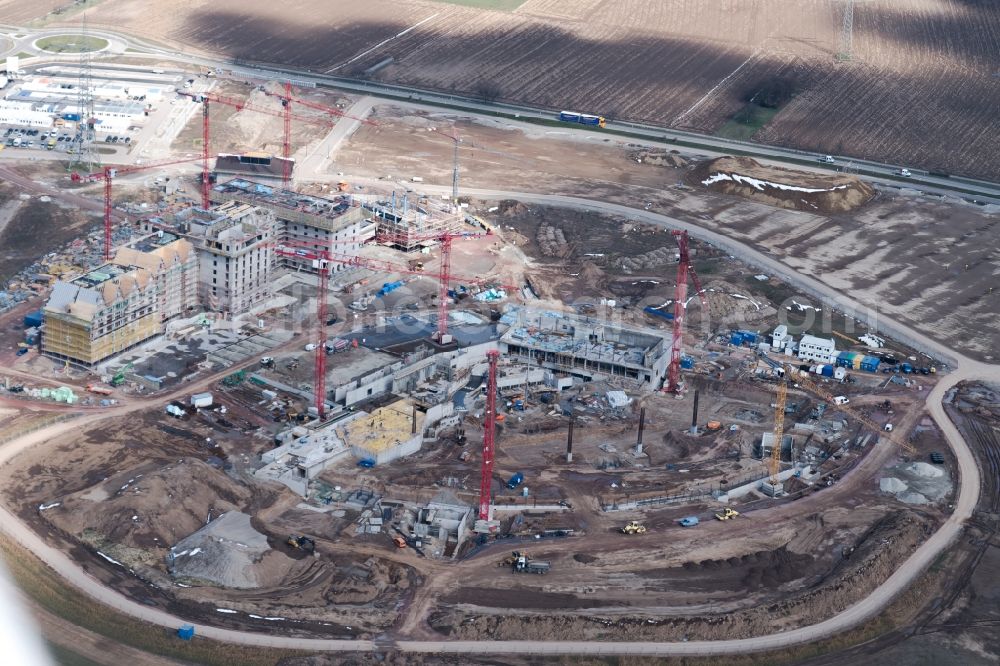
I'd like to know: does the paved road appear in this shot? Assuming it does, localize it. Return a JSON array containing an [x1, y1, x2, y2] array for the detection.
[[0, 183, 992, 655], [5, 26, 998, 204]]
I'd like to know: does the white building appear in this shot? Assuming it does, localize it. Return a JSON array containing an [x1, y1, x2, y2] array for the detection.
[[0, 100, 53, 127], [210, 179, 376, 275], [176, 202, 276, 316], [797, 334, 837, 364]]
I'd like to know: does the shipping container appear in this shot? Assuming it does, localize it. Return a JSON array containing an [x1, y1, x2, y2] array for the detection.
[[860, 356, 881, 372], [23, 310, 43, 329]]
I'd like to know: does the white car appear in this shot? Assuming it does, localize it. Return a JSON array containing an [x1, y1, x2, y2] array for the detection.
[[895, 168, 912, 177]]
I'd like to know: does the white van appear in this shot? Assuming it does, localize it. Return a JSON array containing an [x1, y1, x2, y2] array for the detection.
[[833, 396, 850, 405]]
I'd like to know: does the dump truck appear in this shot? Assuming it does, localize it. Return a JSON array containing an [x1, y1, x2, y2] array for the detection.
[[513, 552, 549, 574], [621, 521, 647, 535], [715, 508, 739, 521]]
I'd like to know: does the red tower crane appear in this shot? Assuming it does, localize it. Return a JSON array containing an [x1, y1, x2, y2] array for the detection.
[[264, 84, 378, 186], [273, 244, 337, 418], [71, 156, 205, 261], [179, 90, 335, 200], [376, 229, 497, 343], [479, 350, 500, 521], [666, 230, 708, 394]]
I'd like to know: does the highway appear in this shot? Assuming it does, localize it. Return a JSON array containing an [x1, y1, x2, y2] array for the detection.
[[2, 26, 998, 205]]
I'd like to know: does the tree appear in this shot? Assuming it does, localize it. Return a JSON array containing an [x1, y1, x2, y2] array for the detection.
[[474, 80, 503, 104]]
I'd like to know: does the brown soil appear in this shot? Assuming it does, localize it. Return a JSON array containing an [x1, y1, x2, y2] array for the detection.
[[690, 157, 876, 214], [72, 0, 1000, 180]]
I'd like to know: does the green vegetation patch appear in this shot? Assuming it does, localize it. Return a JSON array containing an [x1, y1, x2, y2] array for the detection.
[[35, 35, 109, 54], [432, 0, 527, 10], [716, 104, 781, 141]]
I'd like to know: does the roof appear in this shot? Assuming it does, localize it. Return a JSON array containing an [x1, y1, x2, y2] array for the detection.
[[215, 154, 294, 179], [44, 264, 153, 322], [113, 237, 193, 273], [800, 334, 835, 347]]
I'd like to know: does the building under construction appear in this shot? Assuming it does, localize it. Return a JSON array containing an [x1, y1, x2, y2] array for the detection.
[[165, 200, 277, 315], [499, 308, 671, 387], [111, 232, 199, 321], [42, 263, 160, 366], [208, 178, 375, 274], [366, 195, 469, 252]]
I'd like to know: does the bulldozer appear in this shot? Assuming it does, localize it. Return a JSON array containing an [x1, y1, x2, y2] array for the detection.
[[286, 535, 316, 553], [714, 507, 739, 521], [621, 521, 647, 535]]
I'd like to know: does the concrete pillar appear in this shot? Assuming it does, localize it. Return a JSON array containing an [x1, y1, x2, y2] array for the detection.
[[635, 407, 645, 455]]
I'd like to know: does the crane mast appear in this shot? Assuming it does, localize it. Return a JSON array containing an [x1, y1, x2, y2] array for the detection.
[[666, 230, 708, 393], [479, 350, 500, 521], [767, 378, 788, 495]]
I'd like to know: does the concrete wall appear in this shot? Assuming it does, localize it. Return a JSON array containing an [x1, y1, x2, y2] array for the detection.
[[352, 433, 421, 465]]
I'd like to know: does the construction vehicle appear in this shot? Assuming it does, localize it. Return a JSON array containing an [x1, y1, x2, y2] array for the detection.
[[783, 364, 915, 456], [621, 521, 647, 535], [715, 507, 740, 521], [498, 551, 521, 567], [286, 535, 315, 553], [109, 362, 133, 387], [512, 552, 550, 574], [86, 384, 113, 396], [392, 536, 407, 549], [679, 516, 700, 527], [706, 420, 722, 431]]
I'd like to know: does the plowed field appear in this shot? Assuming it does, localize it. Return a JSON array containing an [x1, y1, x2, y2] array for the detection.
[[71, 0, 1000, 179]]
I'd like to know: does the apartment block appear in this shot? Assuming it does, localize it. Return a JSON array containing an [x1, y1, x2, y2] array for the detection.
[[208, 179, 375, 274], [174, 201, 276, 315], [111, 232, 198, 321], [42, 264, 159, 366]]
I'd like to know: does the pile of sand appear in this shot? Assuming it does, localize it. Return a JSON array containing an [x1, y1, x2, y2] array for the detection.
[[169, 511, 296, 589], [879, 477, 908, 493], [632, 149, 687, 168], [908, 462, 945, 478], [691, 157, 875, 213]]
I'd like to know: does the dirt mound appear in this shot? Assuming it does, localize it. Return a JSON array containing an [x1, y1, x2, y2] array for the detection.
[[45, 458, 253, 556], [632, 149, 688, 168], [691, 157, 875, 213], [169, 511, 295, 589]]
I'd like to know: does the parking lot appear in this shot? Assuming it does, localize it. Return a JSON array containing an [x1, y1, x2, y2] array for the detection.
[[2, 124, 135, 154]]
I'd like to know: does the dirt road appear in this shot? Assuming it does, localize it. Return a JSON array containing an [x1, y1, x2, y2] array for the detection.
[[0, 189, 991, 656]]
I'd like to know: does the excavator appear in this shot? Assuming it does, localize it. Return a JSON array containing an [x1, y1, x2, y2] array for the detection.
[[286, 535, 316, 553], [109, 361, 133, 387]]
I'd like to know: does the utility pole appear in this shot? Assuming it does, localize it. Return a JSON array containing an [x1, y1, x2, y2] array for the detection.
[[69, 16, 100, 173], [837, 0, 855, 62]]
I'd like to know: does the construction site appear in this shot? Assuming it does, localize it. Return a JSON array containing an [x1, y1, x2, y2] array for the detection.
[[0, 17, 996, 666]]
